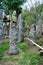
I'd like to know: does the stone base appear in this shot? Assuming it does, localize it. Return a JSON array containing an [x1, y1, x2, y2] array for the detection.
[[39, 50, 43, 56], [9, 50, 19, 55], [9, 45, 19, 55]]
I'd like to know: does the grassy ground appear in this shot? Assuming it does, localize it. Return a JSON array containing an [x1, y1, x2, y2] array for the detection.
[[0, 39, 9, 60], [0, 39, 43, 65]]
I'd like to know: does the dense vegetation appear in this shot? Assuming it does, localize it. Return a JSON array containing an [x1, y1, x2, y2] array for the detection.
[[22, 3, 43, 28]]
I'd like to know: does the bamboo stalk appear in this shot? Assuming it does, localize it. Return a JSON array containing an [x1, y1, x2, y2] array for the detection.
[[26, 38, 43, 50]]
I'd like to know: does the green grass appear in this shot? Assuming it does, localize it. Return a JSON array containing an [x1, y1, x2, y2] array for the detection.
[[0, 39, 9, 60], [0, 39, 43, 65], [18, 42, 29, 52], [19, 53, 41, 65]]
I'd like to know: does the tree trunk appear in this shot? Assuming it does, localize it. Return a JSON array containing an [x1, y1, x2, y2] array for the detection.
[[18, 13, 24, 42], [0, 9, 4, 44], [9, 10, 19, 55]]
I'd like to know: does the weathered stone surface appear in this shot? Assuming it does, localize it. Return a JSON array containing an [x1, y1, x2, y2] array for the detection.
[[37, 15, 42, 37], [18, 13, 24, 42], [26, 28, 30, 37], [0, 9, 3, 44], [9, 24, 19, 55], [29, 24, 36, 42]]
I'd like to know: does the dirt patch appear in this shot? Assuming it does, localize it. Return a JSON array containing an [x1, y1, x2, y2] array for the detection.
[[0, 49, 24, 65], [0, 61, 20, 65], [27, 46, 40, 54]]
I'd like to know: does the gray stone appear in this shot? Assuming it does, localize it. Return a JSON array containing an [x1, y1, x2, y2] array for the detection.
[[18, 13, 24, 42], [29, 24, 36, 42], [0, 9, 3, 44], [37, 15, 42, 37], [26, 27, 30, 37], [9, 23, 19, 55]]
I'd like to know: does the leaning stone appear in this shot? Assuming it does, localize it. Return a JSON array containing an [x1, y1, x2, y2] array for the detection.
[[18, 13, 24, 42]]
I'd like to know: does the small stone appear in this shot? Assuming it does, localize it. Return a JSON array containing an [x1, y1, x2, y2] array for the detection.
[[40, 50, 43, 56]]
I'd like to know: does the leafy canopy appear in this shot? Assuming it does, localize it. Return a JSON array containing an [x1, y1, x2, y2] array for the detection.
[[0, 0, 4, 8], [3, 0, 26, 10]]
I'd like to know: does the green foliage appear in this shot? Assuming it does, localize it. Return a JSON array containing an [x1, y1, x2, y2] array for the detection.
[[22, 10, 36, 27], [2, 0, 26, 19], [36, 39, 43, 46], [22, 3, 43, 28], [0, 2, 3, 9], [12, 11, 16, 22], [3, 0, 26, 10], [0, 0, 4, 2], [36, 4, 43, 14], [5, 8, 9, 15]]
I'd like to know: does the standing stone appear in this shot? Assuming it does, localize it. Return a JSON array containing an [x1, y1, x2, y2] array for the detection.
[[38, 15, 42, 37], [0, 9, 3, 44], [26, 27, 30, 37], [29, 24, 36, 42], [18, 13, 24, 42], [9, 23, 19, 55]]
